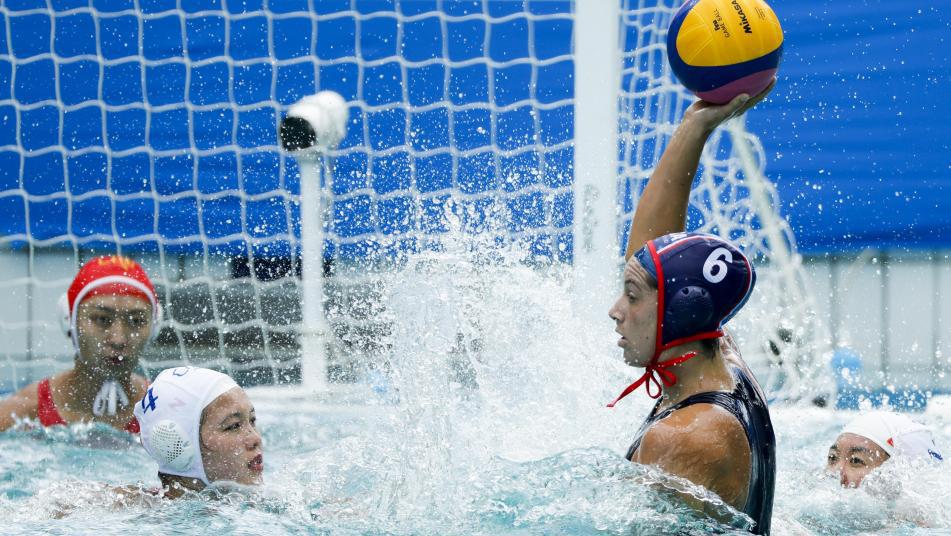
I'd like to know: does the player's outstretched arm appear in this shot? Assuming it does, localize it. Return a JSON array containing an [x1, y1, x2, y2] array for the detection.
[[624, 79, 776, 260]]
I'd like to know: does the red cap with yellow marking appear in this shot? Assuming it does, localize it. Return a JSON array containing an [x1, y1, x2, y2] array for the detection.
[[59, 255, 161, 350]]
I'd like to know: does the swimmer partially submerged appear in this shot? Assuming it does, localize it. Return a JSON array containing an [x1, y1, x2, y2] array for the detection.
[[39, 367, 263, 516], [827, 411, 943, 488], [0, 256, 159, 433], [133, 366, 263, 498], [606, 83, 778, 535]]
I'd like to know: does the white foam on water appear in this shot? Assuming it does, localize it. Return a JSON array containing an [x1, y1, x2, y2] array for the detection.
[[3, 241, 951, 534], [267, 240, 756, 533]]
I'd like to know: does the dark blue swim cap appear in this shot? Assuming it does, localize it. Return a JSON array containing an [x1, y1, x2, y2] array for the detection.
[[608, 232, 756, 406], [633, 232, 756, 350]]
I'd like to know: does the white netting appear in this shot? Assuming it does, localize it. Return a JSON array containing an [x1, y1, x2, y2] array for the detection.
[[0, 1, 826, 397], [0, 2, 576, 390]]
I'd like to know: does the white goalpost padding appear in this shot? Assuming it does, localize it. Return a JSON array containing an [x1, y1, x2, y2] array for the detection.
[[294, 153, 328, 392], [572, 0, 623, 321], [281, 91, 349, 392]]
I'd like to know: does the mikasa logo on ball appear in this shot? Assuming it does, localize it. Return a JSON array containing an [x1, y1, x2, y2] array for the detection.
[[731, 0, 753, 33]]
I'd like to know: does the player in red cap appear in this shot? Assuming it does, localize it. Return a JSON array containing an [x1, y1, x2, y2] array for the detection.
[[0, 255, 160, 433], [608, 81, 777, 534]]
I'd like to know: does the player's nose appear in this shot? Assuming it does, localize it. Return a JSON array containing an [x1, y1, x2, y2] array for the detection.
[[838, 466, 854, 488], [106, 323, 130, 346], [608, 296, 623, 323]]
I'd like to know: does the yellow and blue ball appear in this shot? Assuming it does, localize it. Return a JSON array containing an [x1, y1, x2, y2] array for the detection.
[[667, 0, 783, 104]]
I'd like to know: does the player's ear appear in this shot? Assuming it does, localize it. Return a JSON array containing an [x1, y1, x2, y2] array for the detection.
[[666, 286, 714, 338], [57, 293, 71, 339]]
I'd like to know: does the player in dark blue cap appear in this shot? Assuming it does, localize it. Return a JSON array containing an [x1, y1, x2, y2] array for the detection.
[[608, 80, 776, 535]]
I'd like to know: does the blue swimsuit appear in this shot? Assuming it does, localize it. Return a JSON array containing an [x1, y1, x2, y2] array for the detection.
[[625, 365, 776, 535]]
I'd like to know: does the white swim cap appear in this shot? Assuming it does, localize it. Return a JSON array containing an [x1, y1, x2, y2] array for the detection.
[[134, 367, 239, 485], [841, 411, 944, 462]]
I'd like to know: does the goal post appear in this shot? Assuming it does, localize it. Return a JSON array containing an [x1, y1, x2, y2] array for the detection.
[[572, 0, 624, 321], [0, 2, 827, 399], [291, 152, 328, 392], [279, 92, 350, 392]]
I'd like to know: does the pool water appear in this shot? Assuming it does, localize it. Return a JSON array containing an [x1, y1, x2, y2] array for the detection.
[[1, 400, 949, 535], [2, 250, 949, 535]]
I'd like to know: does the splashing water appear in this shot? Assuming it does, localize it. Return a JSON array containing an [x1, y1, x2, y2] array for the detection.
[[2, 242, 950, 534]]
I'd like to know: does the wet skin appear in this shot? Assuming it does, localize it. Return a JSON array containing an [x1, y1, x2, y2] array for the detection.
[[827, 432, 890, 488], [0, 294, 151, 431], [74, 294, 152, 376], [199, 387, 264, 486], [608, 258, 659, 368]]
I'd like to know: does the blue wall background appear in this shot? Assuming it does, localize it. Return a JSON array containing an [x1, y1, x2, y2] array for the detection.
[[755, 1, 950, 253], [0, 1, 947, 258]]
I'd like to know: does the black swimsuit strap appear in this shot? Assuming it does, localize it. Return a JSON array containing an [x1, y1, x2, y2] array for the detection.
[[625, 389, 738, 460], [659, 390, 738, 419]]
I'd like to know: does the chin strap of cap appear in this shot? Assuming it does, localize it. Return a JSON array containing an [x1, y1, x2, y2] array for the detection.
[[92, 379, 130, 416], [607, 351, 698, 407], [607, 239, 722, 407]]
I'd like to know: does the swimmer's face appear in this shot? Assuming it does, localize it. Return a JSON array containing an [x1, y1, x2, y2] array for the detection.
[[200, 387, 263, 486], [75, 295, 152, 374], [608, 258, 659, 367], [826, 432, 889, 488]]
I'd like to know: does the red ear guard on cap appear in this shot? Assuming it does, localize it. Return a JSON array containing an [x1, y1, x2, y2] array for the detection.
[[608, 233, 755, 406], [60, 255, 162, 351]]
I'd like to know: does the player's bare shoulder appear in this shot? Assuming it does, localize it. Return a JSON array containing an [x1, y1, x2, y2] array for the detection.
[[0, 380, 42, 430], [636, 403, 752, 507], [637, 403, 749, 469]]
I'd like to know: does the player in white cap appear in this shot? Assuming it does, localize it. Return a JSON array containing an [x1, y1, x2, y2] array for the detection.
[[134, 366, 263, 497], [827, 411, 943, 488]]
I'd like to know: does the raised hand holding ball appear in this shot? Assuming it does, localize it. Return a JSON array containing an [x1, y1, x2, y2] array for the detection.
[[667, 0, 783, 104]]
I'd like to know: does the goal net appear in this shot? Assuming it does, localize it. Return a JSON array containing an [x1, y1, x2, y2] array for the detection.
[[0, 1, 827, 398]]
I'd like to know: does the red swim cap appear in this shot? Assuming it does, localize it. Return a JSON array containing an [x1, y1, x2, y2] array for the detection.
[[67, 256, 157, 312], [61, 255, 160, 349]]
